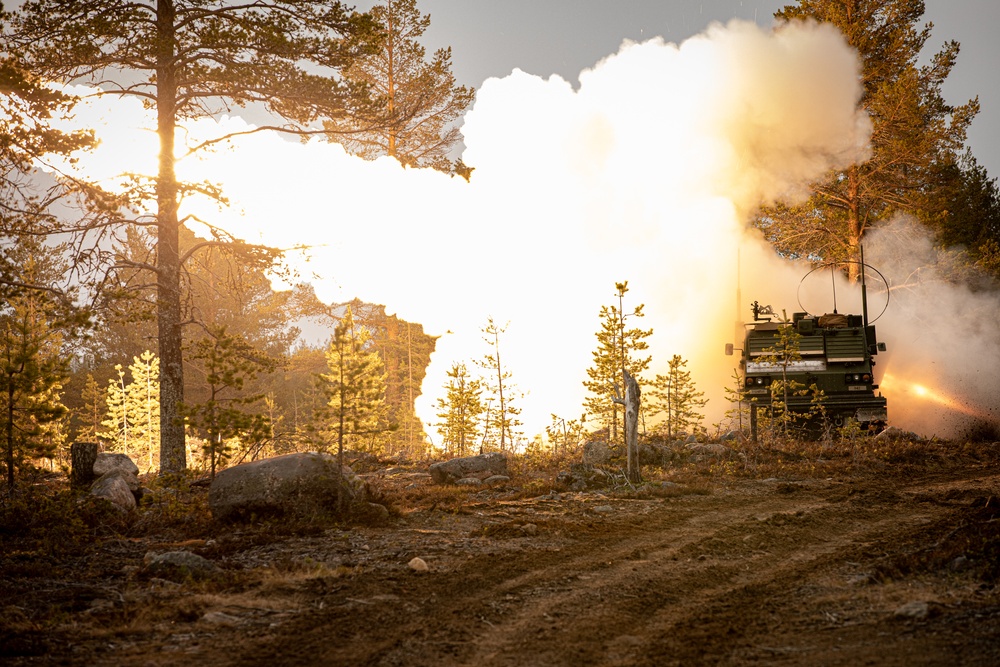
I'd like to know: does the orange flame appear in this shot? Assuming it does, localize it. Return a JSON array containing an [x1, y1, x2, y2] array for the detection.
[[881, 373, 990, 420]]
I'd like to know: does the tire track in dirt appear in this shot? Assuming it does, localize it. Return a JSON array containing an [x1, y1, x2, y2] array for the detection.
[[192, 471, 1000, 667]]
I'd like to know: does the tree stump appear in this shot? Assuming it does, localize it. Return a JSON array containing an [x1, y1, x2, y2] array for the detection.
[[623, 371, 641, 483], [70, 441, 99, 488]]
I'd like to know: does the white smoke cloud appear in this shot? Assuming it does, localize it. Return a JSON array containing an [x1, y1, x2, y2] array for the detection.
[[865, 218, 1000, 437], [62, 19, 974, 443]]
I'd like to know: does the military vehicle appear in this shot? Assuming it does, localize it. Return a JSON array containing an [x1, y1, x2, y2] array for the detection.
[[727, 260, 888, 438]]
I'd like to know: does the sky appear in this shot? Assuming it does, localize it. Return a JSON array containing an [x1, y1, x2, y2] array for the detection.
[[405, 0, 999, 177], [36, 0, 1000, 443]]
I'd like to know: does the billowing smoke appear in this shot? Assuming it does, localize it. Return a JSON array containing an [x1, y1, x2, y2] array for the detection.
[[864, 218, 1000, 437], [55, 19, 996, 441]]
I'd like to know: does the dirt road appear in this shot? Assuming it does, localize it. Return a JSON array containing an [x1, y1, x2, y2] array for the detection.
[[50, 463, 993, 667]]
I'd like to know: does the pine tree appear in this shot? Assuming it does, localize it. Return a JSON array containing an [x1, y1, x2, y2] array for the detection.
[[544, 414, 585, 457], [434, 362, 483, 456], [318, 306, 389, 462], [648, 355, 708, 440], [477, 318, 522, 452], [127, 351, 160, 473], [582, 282, 652, 441], [182, 327, 278, 478], [0, 241, 76, 488], [324, 0, 475, 172], [77, 373, 104, 441], [757, 0, 979, 278], [101, 365, 131, 457], [755, 315, 825, 437], [8, 0, 382, 474]]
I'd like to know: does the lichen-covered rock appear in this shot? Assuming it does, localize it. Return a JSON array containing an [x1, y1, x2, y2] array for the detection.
[[208, 452, 366, 522], [429, 453, 508, 485], [93, 452, 139, 478], [90, 471, 137, 511]]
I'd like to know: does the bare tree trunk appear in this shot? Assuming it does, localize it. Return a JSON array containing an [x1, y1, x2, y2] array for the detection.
[[624, 370, 641, 483], [156, 0, 186, 474]]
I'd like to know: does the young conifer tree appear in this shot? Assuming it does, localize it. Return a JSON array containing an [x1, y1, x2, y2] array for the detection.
[[318, 307, 388, 461], [434, 362, 483, 456], [648, 355, 707, 440], [182, 327, 278, 478], [477, 318, 522, 452], [126, 351, 160, 472], [0, 241, 76, 488], [582, 282, 652, 441]]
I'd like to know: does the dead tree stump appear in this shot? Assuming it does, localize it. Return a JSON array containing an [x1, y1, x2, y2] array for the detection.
[[70, 441, 99, 488], [623, 371, 641, 483]]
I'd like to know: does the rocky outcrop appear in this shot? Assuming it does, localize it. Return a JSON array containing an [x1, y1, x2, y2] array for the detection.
[[429, 453, 508, 485], [208, 452, 366, 522]]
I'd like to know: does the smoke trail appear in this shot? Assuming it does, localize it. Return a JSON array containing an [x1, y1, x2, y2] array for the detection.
[[57, 19, 899, 441], [863, 218, 1000, 437]]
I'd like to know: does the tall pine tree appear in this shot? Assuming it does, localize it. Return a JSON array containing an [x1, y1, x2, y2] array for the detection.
[[324, 0, 475, 172], [757, 0, 978, 278], [8, 0, 382, 474]]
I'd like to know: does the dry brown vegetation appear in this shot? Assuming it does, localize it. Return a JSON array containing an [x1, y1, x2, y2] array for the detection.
[[2, 435, 999, 666]]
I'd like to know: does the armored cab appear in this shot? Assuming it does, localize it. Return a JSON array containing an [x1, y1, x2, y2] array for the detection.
[[738, 302, 887, 434]]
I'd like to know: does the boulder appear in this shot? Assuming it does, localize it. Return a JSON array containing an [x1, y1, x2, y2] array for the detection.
[[208, 452, 366, 522], [90, 471, 137, 511], [429, 453, 508, 485], [93, 452, 139, 478], [582, 441, 611, 465]]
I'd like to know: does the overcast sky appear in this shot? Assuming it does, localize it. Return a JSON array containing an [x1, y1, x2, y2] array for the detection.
[[399, 0, 999, 178]]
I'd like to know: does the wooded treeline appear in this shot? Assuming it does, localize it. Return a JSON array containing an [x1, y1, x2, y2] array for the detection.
[[2, 0, 999, 487]]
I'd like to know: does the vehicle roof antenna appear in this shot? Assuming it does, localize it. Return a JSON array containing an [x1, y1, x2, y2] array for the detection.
[[830, 263, 838, 314], [861, 245, 870, 330]]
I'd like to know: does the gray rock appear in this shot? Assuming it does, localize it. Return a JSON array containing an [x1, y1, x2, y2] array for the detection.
[[483, 475, 511, 487], [93, 452, 139, 478], [893, 600, 930, 619], [455, 477, 483, 486], [429, 453, 508, 484], [208, 452, 366, 522], [582, 441, 611, 465], [90, 471, 137, 511], [143, 550, 220, 581]]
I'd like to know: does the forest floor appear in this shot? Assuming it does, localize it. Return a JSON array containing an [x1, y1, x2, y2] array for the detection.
[[2, 438, 999, 666]]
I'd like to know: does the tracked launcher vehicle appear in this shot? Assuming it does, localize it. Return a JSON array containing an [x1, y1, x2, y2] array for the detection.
[[728, 259, 889, 438]]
